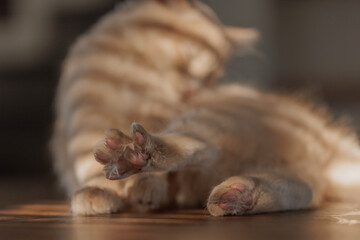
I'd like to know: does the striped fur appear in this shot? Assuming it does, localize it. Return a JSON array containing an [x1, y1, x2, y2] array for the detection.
[[52, 0, 360, 216], [52, 0, 256, 204]]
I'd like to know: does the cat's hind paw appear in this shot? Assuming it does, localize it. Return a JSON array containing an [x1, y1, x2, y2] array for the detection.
[[94, 123, 152, 180], [207, 177, 257, 216]]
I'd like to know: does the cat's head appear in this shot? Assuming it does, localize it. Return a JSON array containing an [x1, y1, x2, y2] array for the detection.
[[156, 0, 259, 95], [122, 0, 259, 98]]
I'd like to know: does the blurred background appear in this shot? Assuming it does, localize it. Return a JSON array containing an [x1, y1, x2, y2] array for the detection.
[[0, 0, 359, 198]]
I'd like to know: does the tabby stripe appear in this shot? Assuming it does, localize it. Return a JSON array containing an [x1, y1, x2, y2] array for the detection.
[[62, 68, 149, 100], [60, 54, 177, 100], [67, 106, 117, 138], [62, 80, 179, 126], [121, 0, 229, 59], [60, 76, 145, 120], [69, 31, 159, 75], [61, 54, 156, 91], [209, 98, 336, 161], [133, 21, 224, 63]]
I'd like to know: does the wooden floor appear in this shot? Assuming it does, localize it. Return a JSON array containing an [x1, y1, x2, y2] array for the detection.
[[1, 177, 360, 240]]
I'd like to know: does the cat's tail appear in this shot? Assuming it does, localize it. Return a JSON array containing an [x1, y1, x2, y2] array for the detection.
[[325, 145, 360, 202]]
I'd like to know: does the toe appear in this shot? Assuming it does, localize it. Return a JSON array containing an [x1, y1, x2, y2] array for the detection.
[[105, 137, 120, 150], [134, 132, 145, 146], [94, 137, 116, 165], [131, 123, 151, 146], [230, 183, 246, 192], [94, 149, 111, 164], [219, 203, 233, 211], [220, 191, 237, 202], [130, 153, 148, 169], [241, 194, 252, 206]]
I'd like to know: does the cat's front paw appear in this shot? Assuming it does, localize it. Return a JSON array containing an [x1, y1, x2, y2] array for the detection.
[[94, 123, 152, 180], [207, 177, 257, 216], [71, 187, 123, 215]]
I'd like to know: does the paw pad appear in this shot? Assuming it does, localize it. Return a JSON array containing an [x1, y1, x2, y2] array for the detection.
[[94, 123, 152, 180], [207, 178, 256, 216]]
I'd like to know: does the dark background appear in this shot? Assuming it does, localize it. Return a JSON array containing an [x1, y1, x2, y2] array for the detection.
[[0, 0, 359, 178], [0, 0, 121, 177]]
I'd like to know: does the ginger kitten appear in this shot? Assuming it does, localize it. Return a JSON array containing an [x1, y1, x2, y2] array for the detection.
[[52, 0, 360, 216], [93, 84, 360, 216], [52, 0, 257, 215]]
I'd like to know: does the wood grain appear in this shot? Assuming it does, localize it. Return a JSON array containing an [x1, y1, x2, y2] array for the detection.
[[1, 201, 360, 240], [1, 177, 360, 240]]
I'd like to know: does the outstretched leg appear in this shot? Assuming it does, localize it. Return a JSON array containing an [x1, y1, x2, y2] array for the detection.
[[85, 122, 216, 214], [94, 122, 216, 179], [71, 185, 124, 215], [207, 173, 312, 216], [73, 122, 208, 215], [125, 172, 169, 212]]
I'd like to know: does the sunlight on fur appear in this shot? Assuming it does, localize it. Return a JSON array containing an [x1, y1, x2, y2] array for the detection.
[[328, 162, 360, 186], [51, 0, 360, 216]]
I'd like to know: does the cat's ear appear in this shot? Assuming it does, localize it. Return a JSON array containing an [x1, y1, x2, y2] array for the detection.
[[224, 26, 259, 52]]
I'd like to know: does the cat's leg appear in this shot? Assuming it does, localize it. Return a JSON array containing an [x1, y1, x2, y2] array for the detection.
[[70, 175, 127, 215], [71, 185, 123, 215], [94, 122, 214, 179], [124, 172, 169, 212], [71, 122, 174, 215], [93, 123, 213, 211], [71, 172, 169, 215], [207, 173, 312, 216]]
